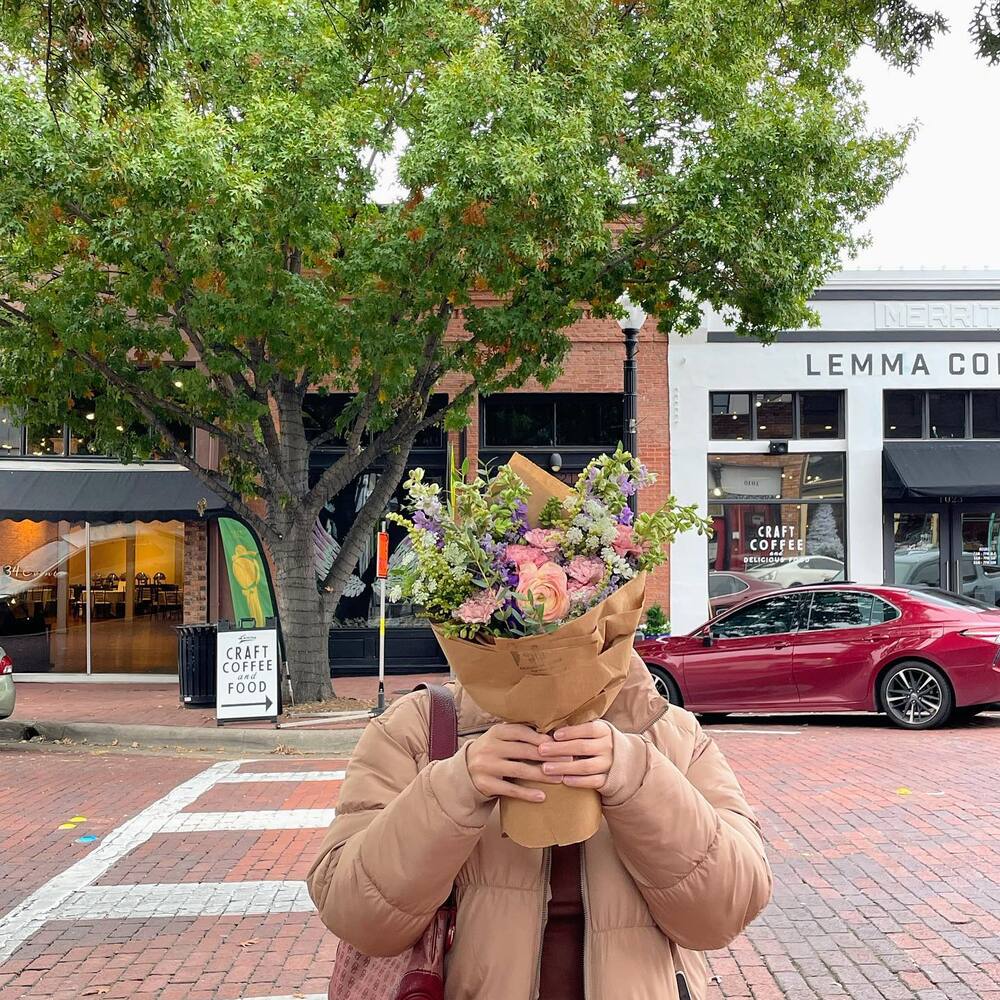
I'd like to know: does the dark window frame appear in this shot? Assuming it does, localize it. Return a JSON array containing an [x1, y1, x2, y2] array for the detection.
[[885, 389, 1000, 440], [479, 392, 625, 449], [709, 391, 845, 441]]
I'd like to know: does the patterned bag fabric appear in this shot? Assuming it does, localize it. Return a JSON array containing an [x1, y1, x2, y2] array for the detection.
[[328, 684, 458, 1000]]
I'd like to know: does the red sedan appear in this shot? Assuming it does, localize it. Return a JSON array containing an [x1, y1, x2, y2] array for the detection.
[[636, 585, 1000, 730]]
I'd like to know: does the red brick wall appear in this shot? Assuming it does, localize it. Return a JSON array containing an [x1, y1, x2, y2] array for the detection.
[[442, 312, 671, 611], [183, 521, 208, 624]]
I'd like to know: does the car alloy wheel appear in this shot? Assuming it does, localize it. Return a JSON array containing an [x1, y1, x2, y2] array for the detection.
[[881, 661, 953, 730], [646, 664, 680, 706]]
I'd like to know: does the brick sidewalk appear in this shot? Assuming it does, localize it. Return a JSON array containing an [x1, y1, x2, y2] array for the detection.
[[10, 672, 446, 731], [1, 712, 999, 998]]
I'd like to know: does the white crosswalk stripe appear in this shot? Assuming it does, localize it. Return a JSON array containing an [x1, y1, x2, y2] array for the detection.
[[63, 880, 313, 919], [219, 770, 346, 782], [162, 808, 336, 831]]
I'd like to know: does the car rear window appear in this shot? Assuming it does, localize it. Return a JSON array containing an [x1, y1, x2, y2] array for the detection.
[[907, 588, 995, 611]]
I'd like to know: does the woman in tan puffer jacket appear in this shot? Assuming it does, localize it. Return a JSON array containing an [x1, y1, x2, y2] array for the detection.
[[308, 655, 772, 999]]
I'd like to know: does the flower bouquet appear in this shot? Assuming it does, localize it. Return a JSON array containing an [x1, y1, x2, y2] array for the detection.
[[389, 447, 709, 847]]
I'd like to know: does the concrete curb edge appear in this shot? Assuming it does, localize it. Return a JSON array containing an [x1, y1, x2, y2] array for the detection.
[[0, 718, 364, 755]]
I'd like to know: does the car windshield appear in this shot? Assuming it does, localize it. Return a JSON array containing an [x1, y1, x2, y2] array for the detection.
[[907, 587, 996, 611]]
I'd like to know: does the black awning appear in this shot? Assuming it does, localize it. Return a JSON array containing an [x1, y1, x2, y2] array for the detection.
[[0, 464, 230, 523], [883, 442, 1000, 500]]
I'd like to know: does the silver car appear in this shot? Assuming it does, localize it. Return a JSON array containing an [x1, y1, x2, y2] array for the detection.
[[0, 645, 14, 719]]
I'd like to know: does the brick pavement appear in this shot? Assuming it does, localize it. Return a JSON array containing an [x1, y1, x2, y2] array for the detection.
[[0, 712, 998, 998]]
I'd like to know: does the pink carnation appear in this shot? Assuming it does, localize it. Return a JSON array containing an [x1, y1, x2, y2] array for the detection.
[[507, 544, 547, 569], [516, 561, 571, 623], [567, 555, 605, 586], [611, 524, 646, 558], [453, 590, 502, 626], [523, 528, 561, 552]]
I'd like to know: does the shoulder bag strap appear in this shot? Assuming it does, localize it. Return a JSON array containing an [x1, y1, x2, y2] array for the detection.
[[413, 682, 459, 761]]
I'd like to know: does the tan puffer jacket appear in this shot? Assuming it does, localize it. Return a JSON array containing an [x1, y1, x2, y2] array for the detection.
[[308, 656, 772, 1000]]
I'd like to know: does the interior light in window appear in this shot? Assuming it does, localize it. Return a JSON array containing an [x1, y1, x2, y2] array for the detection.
[[760, 425, 767, 430], [890, 425, 897, 430], [824, 425, 832, 431], [712, 486, 722, 496]]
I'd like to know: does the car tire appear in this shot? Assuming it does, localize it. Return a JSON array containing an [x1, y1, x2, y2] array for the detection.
[[646, 664, 681, 705], [880, 661, 953, 730]]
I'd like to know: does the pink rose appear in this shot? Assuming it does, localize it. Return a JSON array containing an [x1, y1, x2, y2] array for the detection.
[[524, 528, 561, 552], [516, 561, 571, 623], [611, 524, 645, 558], [454, 590, 501, 625], [567, 555, 605, 586], [507, 544, 547, 569]]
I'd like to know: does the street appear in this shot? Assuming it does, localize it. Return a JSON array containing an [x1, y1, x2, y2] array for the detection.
[[2, 713, 999, 999]]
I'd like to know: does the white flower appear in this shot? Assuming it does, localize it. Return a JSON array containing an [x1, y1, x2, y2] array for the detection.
[[566, 526, 584, 545]]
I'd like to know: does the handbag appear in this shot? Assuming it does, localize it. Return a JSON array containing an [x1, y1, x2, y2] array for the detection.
[[328, 683, 459, 1000]]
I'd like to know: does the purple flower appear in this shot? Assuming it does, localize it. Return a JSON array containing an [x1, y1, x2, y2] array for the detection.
[[617, 474, 637, 498], [412, 510, 444, 548], [618, 505, 634, 526], [511, 500, 530, 539]]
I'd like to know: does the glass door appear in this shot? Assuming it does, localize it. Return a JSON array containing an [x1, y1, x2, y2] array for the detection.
[[950, 508, 1000, 607], [886, 506, 947, 590], [885, 503, 1000, 606]]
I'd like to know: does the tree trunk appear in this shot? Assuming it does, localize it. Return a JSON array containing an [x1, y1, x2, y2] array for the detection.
[[269, 532, 332, 704]]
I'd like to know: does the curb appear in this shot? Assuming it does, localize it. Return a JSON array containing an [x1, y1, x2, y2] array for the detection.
[[0, 718, 364, 755]]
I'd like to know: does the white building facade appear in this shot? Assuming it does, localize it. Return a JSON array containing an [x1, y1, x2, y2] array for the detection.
[[669, 270, 1000, 633]]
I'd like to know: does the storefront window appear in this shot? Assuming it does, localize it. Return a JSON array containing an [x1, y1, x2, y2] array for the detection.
[[24, 421, 65, 457], [928, 391, 966, 439], [798, 392, 842, 439], [0, 519, 184, 673], [708, 453, 846, 591], [755, 393, 794, 439], [0, 409, 23, 455], [710, 393, 751, 440], [884, 390, 923, 438], [479, 394, 624, 470], [709, 453, 844, 501], [972, 391, 1000, 438], [555, 396, 623, 447], [482, 396, 555, 447], [712, 391, 843, 440]]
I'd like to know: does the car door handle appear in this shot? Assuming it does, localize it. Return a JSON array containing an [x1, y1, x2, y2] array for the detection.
[[864, 635, 889, 643], [773, 641, 792, 649]]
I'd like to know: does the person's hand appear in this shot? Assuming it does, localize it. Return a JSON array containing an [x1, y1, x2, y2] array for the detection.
[[467, 723, 568, 803], [538, 720, 615, 790]]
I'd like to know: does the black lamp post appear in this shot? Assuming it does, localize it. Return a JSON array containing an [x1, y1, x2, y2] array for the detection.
[[616, 292, 647, 512]]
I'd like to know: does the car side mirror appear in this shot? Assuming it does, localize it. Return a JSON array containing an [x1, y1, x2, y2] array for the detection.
[[702, 628, 715, 647]]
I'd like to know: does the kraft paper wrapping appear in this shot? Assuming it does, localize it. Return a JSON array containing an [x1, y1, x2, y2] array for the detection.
[[435, 573, 646, 848]]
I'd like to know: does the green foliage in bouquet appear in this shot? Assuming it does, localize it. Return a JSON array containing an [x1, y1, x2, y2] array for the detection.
[[389, 450, 710, 640]]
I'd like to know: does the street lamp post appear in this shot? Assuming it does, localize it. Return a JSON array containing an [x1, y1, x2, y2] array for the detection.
[[616, 292, 647, 512]]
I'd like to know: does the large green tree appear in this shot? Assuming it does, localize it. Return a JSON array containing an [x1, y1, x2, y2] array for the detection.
[[1, 0, 932, 700]]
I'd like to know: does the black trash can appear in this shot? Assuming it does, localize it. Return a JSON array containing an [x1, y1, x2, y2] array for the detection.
[[176, 623, 217, 708]]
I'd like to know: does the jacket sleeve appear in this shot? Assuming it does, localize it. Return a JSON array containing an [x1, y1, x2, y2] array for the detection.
[[600, 721, 772, 951], [306, 696, 494, 956]]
